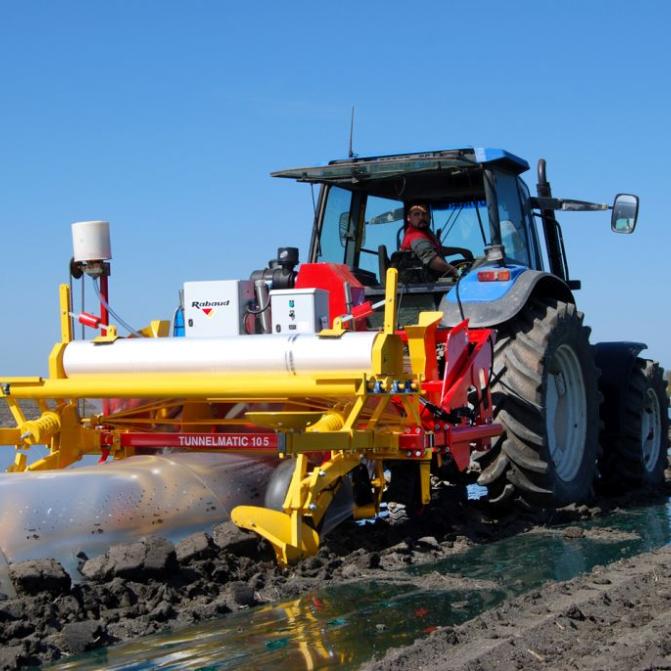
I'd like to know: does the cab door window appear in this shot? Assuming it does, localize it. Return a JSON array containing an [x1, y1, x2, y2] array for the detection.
[[316, 186, 354, 264], [357, 195, 404, 279], [495, 172, 531, 266], [517, 177, 543, 270]]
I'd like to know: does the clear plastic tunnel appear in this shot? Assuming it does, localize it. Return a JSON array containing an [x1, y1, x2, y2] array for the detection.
[[0, 453, 276, 595]]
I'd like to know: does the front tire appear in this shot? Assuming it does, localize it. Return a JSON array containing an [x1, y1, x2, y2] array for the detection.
[[478, 298, 599, 507]]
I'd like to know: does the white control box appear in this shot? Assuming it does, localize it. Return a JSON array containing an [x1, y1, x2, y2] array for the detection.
[[184, 280, 255, 337], [270, 288, 330, 334]]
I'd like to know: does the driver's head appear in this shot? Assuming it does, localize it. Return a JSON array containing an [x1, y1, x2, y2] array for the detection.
[[406, 203, 430, 229]]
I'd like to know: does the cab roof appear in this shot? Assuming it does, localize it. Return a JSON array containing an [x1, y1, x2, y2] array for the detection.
[[271, 147, 529, 184]]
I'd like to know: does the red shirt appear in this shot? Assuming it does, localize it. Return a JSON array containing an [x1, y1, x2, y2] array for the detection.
[[401, 227, 442, 255]]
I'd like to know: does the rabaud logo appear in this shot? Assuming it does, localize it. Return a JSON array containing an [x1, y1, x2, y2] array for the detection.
[[192, 300, 230, 318]]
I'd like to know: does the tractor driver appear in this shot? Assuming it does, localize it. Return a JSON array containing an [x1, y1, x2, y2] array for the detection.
[[400, 203, 458, 279]]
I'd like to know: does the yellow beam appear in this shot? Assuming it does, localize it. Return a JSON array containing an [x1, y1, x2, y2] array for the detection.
[[0, 377, 43, 386], [245, 411, 328, 431], [383, 268, 398, 334], [0, 428, 20, 444], [302, 454, 361, 526], [400, 396, 423, 426], [59, 284, 73, 343], [420, 461, 431, 505], [366, 396, 391, 429], [25, 452, 63, 471], [341, 395, 367, 432], [8, 453, 27, 472], [286, 429, 400, 453], [0, 372, 368, 400], [5, 398, 26, 425], [48, 284, 73, 379], [102, 417, 254, 426]]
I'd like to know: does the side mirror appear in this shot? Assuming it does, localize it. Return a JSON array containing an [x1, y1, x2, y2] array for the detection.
[[611, 194, 639, 234], [338, 211, 352, 246]]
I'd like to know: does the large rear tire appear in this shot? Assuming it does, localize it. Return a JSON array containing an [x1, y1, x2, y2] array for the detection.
[[477, 298, 599, 507], [599, 358, 669, 489]]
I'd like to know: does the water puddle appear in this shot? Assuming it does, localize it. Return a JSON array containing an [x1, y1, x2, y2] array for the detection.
[[46, 500, 671, 671]]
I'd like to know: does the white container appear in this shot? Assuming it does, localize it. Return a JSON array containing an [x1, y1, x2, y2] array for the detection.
[[270, 288, 330, 334], [71, 220, 112, 262], [184, 280, 256, 337]]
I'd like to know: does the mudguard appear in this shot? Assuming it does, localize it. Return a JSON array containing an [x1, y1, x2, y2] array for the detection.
[[439, 267, 574, 328], [593, 341, 648, 439]]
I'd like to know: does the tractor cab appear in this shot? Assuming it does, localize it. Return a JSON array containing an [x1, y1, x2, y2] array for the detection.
[[273, 148, 543, 306], [273, 148, 639, 327]]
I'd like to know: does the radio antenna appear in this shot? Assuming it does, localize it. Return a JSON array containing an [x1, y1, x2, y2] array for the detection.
[[348, 106, 357, 159]]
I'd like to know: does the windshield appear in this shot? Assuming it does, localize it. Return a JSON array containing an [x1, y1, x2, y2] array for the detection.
[[314, 183, 495, 284], [433, 200, 490, 258], [355, 198, 491, 281]]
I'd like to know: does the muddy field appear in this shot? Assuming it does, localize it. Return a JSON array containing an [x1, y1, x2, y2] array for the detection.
[[0, 472, 669, 669], [366, 544, 671, 671], [1, 405, 670, 669]]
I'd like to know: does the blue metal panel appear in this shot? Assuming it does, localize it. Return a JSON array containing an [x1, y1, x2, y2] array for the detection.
[[474, 148, 530, 173], [445, 264, 528, 303]]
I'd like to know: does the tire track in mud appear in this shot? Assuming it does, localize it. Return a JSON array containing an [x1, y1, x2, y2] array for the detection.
[[366, 545, 671, 671]]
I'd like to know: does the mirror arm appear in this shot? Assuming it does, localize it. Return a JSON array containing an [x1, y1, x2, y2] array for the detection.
[[530, 197, 610, 212], [530, 196, 562, 210]]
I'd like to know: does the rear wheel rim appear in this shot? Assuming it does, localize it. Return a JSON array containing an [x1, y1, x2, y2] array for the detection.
[[546, 344, 587, 482], [641, 387, 662, 473]]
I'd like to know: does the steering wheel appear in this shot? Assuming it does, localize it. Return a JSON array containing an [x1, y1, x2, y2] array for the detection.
[[450, 259, 473, 271], [440, 246, 474, 278], [440, 246, 474, 262]]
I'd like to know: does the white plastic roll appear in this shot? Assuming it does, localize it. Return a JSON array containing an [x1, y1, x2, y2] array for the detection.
[[71, 220, 112, 262], [63, 332, 378, 376]]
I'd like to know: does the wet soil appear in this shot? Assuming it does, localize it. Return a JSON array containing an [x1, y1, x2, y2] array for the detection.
[[2, 406, 671, 668], [365, 544, 671, 671], [0, 477, 669, 670]]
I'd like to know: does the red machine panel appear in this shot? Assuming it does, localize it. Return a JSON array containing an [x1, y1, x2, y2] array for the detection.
[[295, 263, 366, 326]]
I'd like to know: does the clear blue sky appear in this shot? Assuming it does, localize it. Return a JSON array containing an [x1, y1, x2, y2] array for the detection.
[[1, 1, 670, 375]]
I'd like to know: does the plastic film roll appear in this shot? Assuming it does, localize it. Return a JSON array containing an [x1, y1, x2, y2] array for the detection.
[[63, 332, 378, 377]]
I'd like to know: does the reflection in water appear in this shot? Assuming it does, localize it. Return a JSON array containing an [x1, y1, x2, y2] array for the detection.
[[417, 500, 671, 590], [47, 501, 671, 671]]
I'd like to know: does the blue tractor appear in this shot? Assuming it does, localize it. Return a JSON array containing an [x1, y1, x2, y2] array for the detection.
[[272, 148, 668, 507]]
